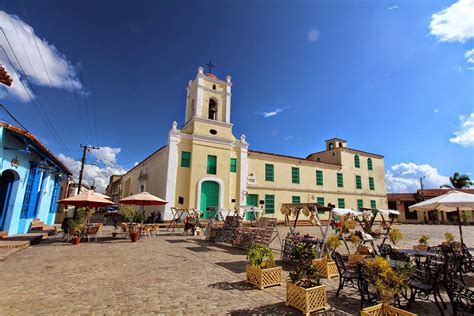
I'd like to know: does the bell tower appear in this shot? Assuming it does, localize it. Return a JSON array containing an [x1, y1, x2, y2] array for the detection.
[[184, 67, 232, 125]]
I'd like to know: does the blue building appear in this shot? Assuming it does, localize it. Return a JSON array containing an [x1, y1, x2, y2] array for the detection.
[[0, 122, 71, 236]]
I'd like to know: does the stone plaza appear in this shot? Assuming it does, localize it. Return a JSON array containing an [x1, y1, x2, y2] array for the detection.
[[0, 223, 472, 315]]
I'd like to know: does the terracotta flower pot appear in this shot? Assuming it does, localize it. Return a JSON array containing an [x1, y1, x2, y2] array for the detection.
[[112, 232, 117, 238], [130, 232, 139, 242], [72, 236, 81, 245]]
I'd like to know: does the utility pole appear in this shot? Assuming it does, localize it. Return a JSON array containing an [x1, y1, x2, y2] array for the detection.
[[419, 176, 426, 190], [77, 144, 100, 194]]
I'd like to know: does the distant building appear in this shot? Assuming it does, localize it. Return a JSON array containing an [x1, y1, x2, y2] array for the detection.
[[387, 189, 474, 223], [105, 175, 122, 204], [0, 122, 71, 235], [120, 67, 388, 220]]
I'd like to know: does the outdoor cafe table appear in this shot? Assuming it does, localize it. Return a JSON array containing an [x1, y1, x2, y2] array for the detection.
[[398, 249, 439, 266]]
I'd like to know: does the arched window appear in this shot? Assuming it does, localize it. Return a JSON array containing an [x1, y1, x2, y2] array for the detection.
[[212, 84, 216, 90], [367, 158, 373, 171], [354, 155, 360, 168], [208, 99, 217, 120], [329, 143, 334, 150]]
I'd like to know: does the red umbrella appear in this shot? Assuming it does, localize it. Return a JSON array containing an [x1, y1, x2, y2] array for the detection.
[[119, 192, 168, 206], [58, 190, 115, 208]]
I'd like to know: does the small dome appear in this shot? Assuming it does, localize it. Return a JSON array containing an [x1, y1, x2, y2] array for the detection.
[[206, 73, 218, 79]]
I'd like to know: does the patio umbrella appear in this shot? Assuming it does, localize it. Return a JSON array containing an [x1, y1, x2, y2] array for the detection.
[[91, 191, 112, 200], [409, 190, 474, 244], [119, 192, 168, 206], [57, 190, 115, 208]]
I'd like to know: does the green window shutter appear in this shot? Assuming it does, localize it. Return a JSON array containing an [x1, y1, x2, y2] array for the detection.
[[317, 197, 325, 206], [181, 151, 191, 168], [207, 155, 217, 174], [367, 158, 373, 171], [316, 170, 323, 186], [370, 200, 376, 209], [338, 198, 345, 208], [337, 173, 344, 188], [265, 164, 274, 182], [356, 175, 362, 189], [354, 155, 360, 168], [292, 196, 301, 204], [292, 167, 300, 184], [230, 158, 237, 173], [264, 195, 275, 214], [357, 199, 363, 210], [369, 177, 375, 190]]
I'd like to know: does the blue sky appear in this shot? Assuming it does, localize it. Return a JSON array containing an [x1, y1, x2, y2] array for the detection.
[[0, 0, 473, 192]]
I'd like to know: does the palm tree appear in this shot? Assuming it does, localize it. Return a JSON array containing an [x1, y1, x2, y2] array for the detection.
[[441, 172, 473, 189]]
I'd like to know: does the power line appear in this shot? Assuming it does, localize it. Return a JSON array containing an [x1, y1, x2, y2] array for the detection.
[[0, 103, 28, 131]]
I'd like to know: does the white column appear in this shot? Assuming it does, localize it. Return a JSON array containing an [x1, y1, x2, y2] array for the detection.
[[225, 75, 232, 123], [195, 67, 204, 117], [164, 122, 180, 220], [238, 135, 249, 209]]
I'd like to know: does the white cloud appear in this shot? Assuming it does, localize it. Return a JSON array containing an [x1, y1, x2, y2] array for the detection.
[[259, 107, 288, 118], [0, 10, 82, 102], [58, 147, 126, 193], [307, 29, 320, 42], [386, 162, 450, 193], [449, 113, 474, 147], [434, 108, 439, 113], [429, 0, 474, 43], [466, 49, 474, 63], [388, 5, 399, 10]]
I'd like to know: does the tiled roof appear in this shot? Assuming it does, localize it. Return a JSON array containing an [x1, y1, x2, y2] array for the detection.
[[306, 147, 384, 159], [417, 189, 474, 197], [248, 149, 341, 166], [0, 122, 72, 175]]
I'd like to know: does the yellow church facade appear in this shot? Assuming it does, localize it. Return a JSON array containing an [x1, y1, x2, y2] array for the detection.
[[119, 67, 387, 220]]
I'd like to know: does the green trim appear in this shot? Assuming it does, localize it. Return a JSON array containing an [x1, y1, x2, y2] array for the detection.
[[338, 198, 345, 208], [356, 175, 362, 189], [370, 200, 376, 209], [367, 158, 373, 171], [357, 199, 363, 210], [337, 173, 344, 188], [181, 151, 191, 168], [265, 164, 274, 182], [292, 167, 300, 184], [230, 158, 237, 173], [316, 197, 325, 206], [292, 196, 301, 204], [369, 177, 375, 190], [316, 170, 323, 186], [354, 155, 360, 168], [207, 155, 217, 174], [264, 194, 275, 214]]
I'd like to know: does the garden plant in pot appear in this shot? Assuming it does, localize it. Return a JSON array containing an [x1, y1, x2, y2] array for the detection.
[[361, 257, 415, 316], [286, 241, 330, 315], [121, 206, 144, 242], [388, 228, 404, 249], [413, 234, 429, 251], [312, 234, 340, 279], [246, 244, 282, 290], [347, 234, 367, 266], [69, 219, 84, 245]]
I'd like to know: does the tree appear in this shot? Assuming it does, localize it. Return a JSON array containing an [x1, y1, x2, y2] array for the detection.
[[441, 172, 472, 189]]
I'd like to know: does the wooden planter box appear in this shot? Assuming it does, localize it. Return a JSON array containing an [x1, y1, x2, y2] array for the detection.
[[312, 258, 339, 279], [286, 282, 329, 315], [412, 245, 428, 251], [246, 265, 282, 290], [348, 254, 368, 266], [361, 303, 416, 316]]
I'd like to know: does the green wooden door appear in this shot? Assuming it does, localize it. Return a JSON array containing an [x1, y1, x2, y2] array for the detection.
[[200, 181, 219, 219], [246, 194, 258, 220]]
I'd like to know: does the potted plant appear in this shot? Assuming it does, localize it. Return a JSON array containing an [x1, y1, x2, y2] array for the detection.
[[312, 234, 340, 279], [286, 241, 330, 315], [121, 206, 144, 242], [361, 257, 415, 316], [443, 232, 455, 246], [69, 219, 84, 245], [347, 235, 367, 266], [246, 244, 282, 290], [388, 228, 404, 248], [413, 234, 429, 251]]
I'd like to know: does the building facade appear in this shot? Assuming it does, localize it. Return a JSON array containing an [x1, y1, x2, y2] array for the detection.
[[0, 123, 71, 235], [119, 67, 388, 220], [388, 189, 474, 224]]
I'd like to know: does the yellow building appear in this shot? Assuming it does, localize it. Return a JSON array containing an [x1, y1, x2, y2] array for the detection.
[[119, 67, 387, 220]]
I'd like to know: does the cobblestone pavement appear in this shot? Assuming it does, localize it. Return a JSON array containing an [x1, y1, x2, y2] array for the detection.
[[0, 224, 472, 315]]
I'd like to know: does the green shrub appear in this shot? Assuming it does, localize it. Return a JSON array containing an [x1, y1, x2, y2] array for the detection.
[[289, 241, 320, 288], [444, 232, 455, 243], [247, 244, 275, 269], [418, 234, 429, 246], [388, 228, 404, 246]]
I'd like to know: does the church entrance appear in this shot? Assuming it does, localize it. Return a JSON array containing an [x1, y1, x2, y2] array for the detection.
[[0, 170, 16, 231], [246, 194, 258, 220], [200, 181, 220, 219]]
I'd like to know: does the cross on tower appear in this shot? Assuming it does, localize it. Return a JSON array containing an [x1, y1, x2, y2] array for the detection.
[[206, 60, 215, 74]]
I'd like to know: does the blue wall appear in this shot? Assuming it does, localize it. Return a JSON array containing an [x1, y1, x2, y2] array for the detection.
[[0, 127, 65, 235]]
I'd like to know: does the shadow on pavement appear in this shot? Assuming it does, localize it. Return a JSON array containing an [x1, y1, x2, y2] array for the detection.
[[215, 260, 248, 274]]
